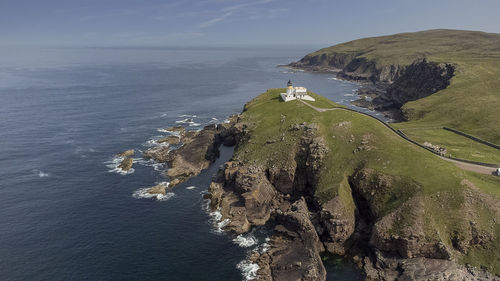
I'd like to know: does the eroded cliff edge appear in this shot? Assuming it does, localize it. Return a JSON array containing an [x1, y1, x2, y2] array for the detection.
[[145, 89, 500, 280], [288, 53, 454, 120], [206, 90, 499, 280]]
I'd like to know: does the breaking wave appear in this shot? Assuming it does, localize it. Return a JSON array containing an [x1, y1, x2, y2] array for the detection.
[[133, 182, 173, 201], [237, 260, 259, 281], [34, 169, 49, 177], [233, 234, 258, 248], [105, 157, 134, 175]]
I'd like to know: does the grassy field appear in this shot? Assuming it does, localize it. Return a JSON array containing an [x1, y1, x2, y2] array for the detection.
[[308, 29, 500, 156], [392, 125, 500, 164], [237, 89, 500, 275]]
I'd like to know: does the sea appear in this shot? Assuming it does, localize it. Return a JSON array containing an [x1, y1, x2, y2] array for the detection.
[[0, 46, 370, 281]]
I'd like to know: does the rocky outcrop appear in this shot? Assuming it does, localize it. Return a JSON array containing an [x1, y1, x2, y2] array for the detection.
[[146, 182, 169, 195], [252, 198, 327, 281], [288, 51, 404, 83], [157, 136, 180, 145], [144, 114, 245, 187], [290, 53, 455, 120], [318, 196, 355, 255], [118, 157, 133, 171], [165, 124, 220, 186], [208, 162, 277, 234], [116, 149, 134, 157], [362, 251, 500, 281], [372, 59, 455, 111], [207, 123, 338, 280]]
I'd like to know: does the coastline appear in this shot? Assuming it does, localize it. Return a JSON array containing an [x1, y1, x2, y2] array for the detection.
[[281, 64, 403, 121]]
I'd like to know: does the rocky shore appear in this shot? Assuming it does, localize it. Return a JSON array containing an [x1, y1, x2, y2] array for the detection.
[[132, 88, 499, 280], [288, 54, 455, 121], [158, 110, 497, 280]]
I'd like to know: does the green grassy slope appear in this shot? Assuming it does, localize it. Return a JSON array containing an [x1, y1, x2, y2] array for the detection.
[[237, 89, 500, 274], [308, 29, 500, 146]]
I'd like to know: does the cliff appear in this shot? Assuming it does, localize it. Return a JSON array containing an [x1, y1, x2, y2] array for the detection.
[[289, 29, 500, 144], [205, 89, 500, 280]]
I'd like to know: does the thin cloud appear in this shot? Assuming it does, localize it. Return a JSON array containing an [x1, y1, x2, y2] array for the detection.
[[197, 0, 275, 28], [198, 12, 233, 28]]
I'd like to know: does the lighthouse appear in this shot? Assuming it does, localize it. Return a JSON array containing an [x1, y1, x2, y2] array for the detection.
[[280, 80, 316, 102], [286, 80, 294, 95]]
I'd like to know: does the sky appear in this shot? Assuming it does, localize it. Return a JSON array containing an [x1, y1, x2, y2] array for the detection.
[[1, 0, 500, 47]]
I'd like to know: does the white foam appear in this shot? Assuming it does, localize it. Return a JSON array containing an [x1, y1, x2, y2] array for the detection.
[[233, 234, 258, 248], [105, 157, 135, 175], [133, 182, 174, 201], [179, 114, 197, 118], [202, 193, 231, 233], [133, 158, 165, 172], [186, 186, 197, 190], [237, 259, 259, 281], [188, 122, 201, 127], [176, 118, 194, 124], [36, 170, 49, 177], [145, 138, 170, 147]]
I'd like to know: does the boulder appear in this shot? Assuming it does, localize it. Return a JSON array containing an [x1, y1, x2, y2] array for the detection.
[[116, 149, 134, 157], [157, 136, 180, 145], [118, 157, 133, 171], [146, 183, 169, 195]]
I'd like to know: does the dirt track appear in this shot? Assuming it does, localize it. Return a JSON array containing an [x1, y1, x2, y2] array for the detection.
[[300, 100, 499, 175]]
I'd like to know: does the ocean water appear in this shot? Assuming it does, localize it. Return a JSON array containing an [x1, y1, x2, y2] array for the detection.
[[0, 46, 365, 281]]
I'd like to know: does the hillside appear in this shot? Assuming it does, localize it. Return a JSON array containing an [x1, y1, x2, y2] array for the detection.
[[207, 89, 500, 280], [288, 29, 500, 159]]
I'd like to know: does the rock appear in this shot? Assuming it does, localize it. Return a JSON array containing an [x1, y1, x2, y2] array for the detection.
[[143, 146, 171, 162], [116, 149, 134, 157], [118, 157, 133, 171], [209, 161, 277, 234], [146, 183, 169, 195], [320, 196, 355, 255], [170, 178, 181, 187], [254, 198, 326, 281], [157, 136, 180, 145], [166, 124, 220, 185], [165, 126, 185, 133]]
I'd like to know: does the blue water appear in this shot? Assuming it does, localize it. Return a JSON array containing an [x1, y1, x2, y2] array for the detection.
[[0, 46, 366, 280]]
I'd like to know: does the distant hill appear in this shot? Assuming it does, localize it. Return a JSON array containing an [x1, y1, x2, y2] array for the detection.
[[289, 29, 500, 145]]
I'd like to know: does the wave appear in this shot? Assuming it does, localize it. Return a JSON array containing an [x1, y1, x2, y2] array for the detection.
[[134, 158, 165, 171], [179, 114, 197, 118], [156, 128, 182, 136], [233, 234, 258, 248], [237, 259, 259, 281], [105, 157, 135, 175], [133, 183, 174, 201], [202, 194, 231, 234], [34, 169, 49, 177], [185, 186, 196, 190]]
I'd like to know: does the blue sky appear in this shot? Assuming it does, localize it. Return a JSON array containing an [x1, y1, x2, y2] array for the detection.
[[1, 0, 500, 46]]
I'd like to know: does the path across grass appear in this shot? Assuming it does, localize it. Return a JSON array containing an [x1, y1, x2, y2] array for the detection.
[[300, 100, 499, 175]]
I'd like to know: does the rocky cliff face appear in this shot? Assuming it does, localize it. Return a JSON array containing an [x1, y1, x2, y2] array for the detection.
[[289, 53, 455, 120], [143, 103, 497, 280], [205, 118, 498, 280], [289, 52, 404, 83], [143, 115, 245, 186]]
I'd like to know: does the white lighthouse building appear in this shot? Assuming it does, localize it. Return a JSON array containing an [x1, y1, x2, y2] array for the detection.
[[280, 80, 315, 102]]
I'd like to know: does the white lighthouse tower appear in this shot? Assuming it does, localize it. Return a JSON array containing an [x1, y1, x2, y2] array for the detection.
[[280, 80, 315, 102]]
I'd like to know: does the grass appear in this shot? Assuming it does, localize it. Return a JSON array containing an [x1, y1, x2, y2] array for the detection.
[[237, 89, 500, 275], [307, 29, 500, 146], [391, 125, 500, 164]]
